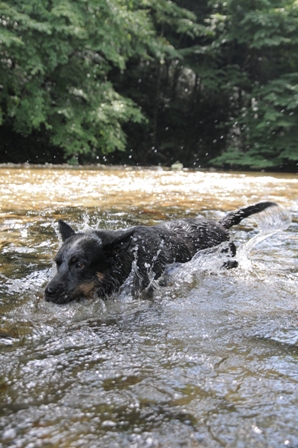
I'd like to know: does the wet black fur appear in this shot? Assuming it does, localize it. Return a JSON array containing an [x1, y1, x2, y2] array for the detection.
[[44, 201, 277, 304]]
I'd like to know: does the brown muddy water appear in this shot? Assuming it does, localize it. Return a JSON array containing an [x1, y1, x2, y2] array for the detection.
[[0, 166, 298, 448]]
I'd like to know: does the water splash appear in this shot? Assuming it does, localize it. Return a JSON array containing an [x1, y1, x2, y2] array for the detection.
[[237, 203, 291, 269], [155, 204, 292, 291]]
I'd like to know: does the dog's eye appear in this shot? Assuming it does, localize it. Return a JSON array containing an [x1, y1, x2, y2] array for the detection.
[[75, 261, 85, 269], [69, 256, 84, 269]]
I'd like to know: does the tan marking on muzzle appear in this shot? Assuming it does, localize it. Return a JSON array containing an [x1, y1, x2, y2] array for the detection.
[[73, 281, 97, 298], [96, 272, 105, 283]]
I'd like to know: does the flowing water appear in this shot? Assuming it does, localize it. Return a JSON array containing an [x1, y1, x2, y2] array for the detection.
[[0, 166, 298, 447]]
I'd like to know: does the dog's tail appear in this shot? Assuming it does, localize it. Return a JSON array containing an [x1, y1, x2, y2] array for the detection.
[[219, 201, 277, 229]]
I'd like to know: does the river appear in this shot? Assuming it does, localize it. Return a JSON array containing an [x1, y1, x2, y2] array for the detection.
[[0, 166, 298, 447]]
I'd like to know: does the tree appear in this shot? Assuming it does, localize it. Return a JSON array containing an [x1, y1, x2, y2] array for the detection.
[[0, 0, 157, 162], [106, 0, 203, 166], [1, 0, 297, 170], [209, 0, 298, 169]]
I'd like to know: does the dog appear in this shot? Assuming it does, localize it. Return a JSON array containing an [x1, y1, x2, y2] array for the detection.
[[44, 201, 277, 304]]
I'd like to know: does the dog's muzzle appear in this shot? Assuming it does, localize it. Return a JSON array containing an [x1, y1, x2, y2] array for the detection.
[[44, 283, 69, 304]]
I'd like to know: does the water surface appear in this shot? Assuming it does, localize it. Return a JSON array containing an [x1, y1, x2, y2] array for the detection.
[[0, 167, 298, 447]]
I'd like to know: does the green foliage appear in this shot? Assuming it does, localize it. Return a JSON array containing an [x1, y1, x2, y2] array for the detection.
[[0, 0, 157, 160], [208, 0, 298, 170], [212, 72, 298, 169], [0, 0, 298, 170]]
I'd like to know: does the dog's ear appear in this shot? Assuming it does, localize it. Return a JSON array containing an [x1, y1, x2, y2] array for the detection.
[[101, 228, 135, 255], [58, 220, 76, 242]]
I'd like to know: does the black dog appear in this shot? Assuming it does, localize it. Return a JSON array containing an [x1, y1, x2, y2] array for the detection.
[[44, 201, 277, 304]]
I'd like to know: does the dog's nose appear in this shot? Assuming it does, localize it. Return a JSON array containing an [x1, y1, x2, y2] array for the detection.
[[44, 281, 66, 303], [44, 283, 62, 301], [45, 285, 54, 295], [44, 285, 55, 301]]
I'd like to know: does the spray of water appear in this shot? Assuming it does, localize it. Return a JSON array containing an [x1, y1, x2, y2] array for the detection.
[[155, 204, 292, 291], [237, 203, 291, 269]]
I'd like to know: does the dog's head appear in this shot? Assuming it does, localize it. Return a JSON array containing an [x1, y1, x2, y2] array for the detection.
[[44, 220, 135, 304]]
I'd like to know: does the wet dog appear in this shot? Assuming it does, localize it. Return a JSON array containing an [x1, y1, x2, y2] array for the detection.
[[44, 201, 277, 304]]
